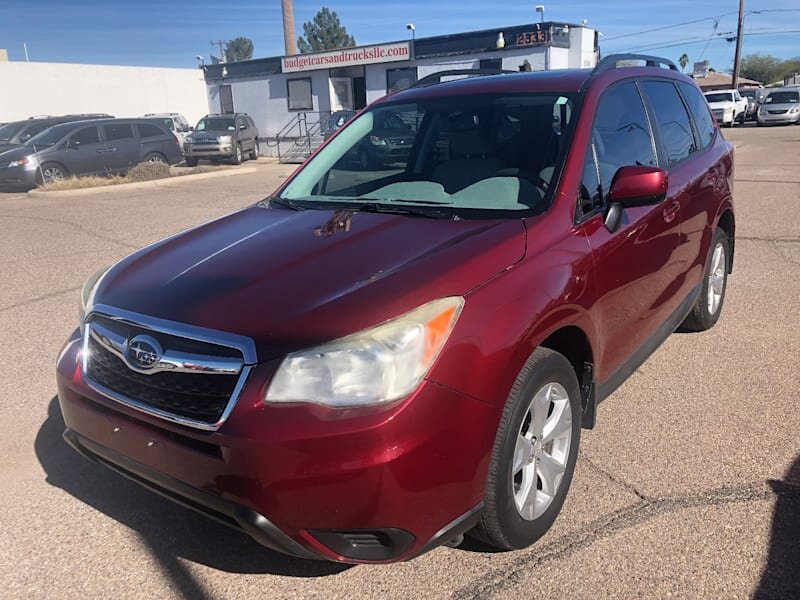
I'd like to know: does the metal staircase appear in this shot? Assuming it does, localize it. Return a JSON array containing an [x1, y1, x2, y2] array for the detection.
[[271, 112, 330, 164]]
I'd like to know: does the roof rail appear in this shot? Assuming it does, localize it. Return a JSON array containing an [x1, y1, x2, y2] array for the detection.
[[411, 68, 517, 89], [593, 54, 678, 75]]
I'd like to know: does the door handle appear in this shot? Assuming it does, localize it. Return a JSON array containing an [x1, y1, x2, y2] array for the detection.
[[662, 200, 680, 224]]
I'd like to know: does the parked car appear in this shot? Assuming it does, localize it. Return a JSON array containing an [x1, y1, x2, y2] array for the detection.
[[704, 89, 748, 126], [143, 113, 193, 146], [0, 114, 113, 154], [58, 55, 734, 564], [0, 118, 181, 190], [322, 110, 356, 140], [346, 111, 416, 169], [738, 88, 764, 121], [183, 113, 259, 166], [757, 88, 800, 126]]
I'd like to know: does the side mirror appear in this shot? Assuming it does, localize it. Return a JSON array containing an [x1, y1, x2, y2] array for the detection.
[[604, 166, 668, 232], [188, 126, 194, 132], [609, 166, 667, 208], [68, 139, 81, 150]]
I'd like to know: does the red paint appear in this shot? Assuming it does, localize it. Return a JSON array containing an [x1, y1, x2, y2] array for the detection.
[[57, 65, 735, 563]]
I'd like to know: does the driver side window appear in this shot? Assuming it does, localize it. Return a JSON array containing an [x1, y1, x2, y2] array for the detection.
[[578, 81, 656, 218]]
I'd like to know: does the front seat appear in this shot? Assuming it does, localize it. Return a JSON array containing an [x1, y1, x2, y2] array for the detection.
[[431, 127, 505, 193]]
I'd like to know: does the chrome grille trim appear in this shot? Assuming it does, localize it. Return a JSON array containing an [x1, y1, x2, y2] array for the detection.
[[82, 304, 257, 431]]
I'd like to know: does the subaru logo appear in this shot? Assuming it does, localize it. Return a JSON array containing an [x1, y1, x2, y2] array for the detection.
[[127, 335, 163, 370]]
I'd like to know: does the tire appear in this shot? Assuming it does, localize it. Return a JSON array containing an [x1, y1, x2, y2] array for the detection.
[[249, 140, 259, 160], [36, 163, 67, 186], [184, 157, 198, 167], [469, 347, 581, 550], [145, 152, 167, 164], [232, 144, 243, 165], [680, 227, 730, 332]]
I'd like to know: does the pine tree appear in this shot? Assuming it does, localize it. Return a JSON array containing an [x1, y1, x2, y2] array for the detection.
[[226, 37, 254, 62], [297, 7, 356, 54]]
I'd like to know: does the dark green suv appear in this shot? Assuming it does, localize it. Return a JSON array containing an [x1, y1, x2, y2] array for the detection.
[[184, 113, 259, 166]]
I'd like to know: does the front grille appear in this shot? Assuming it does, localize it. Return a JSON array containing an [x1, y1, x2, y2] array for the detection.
[[84, 315, 247, 427], [768, 109, 788, 115]]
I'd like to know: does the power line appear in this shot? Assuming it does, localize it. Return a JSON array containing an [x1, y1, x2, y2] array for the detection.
[[618, 29, 800, 54], [602, 8, 800, 42]]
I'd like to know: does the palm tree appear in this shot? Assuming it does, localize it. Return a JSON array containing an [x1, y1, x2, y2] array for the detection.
[[679, 53, 689, 73]]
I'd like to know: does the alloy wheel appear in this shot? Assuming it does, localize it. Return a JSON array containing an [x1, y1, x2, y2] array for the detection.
[[512, 382, 573, 521], [42, 166, 65, 184], [707, 242, 726, 315]]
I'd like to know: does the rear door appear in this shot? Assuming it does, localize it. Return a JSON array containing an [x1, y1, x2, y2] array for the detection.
[[577, 80, 683, 387], [60, 125, 106, 176], [640, 79, 717, 305], [101, 122, 140, 172]]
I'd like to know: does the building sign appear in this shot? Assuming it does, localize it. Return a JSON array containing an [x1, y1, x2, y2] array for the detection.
[[514, 29, 551, 47], [282, 42, 411, 73]]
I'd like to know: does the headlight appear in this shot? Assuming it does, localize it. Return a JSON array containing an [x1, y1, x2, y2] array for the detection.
[[265, 297, 464, 407], [218, 135, 233, 144], [369, 135, 387, 146], [790, 107, 799, 114], [79, 266, 110, 322], [8, 155, 38, 170]]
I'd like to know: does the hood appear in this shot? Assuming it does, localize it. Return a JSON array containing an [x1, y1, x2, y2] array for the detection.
[[95, 205, 526, 360], [0, 143, 23, 155], [0, 146, 32, 162]]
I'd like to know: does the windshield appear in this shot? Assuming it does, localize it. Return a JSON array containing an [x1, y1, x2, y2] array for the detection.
[[279, 93, 575, 218], [0, 121, 26, 142], [196, 117, 235, 132], [24, 123, 73, 148], [704, 92, 733, 103], [765, 91, 800, 104]]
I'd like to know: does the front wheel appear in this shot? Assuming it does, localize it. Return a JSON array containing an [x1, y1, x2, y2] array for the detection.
[[680, 227, 730, 332], [37, 163, 67, 186], [469, 347, 581, 550], [232, 144, 243, 165]]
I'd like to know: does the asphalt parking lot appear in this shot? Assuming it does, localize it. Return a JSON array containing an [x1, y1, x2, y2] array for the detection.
[[1, 126, 798, 599]]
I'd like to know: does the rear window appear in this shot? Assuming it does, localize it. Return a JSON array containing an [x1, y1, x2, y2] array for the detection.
[[765, 91, 799, 104], [642, 81, 696, 166], [679, 82, 715, 150], [103, 123, 135, 141], [139, 123, 166, 138], [704, 92, 733, 103]]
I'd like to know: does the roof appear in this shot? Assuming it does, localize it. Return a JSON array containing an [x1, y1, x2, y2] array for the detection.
[[203, 21, 588, 82], [692, 72, 762, 89]]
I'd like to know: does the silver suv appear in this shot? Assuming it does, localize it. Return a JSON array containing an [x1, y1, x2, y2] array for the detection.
[[184, 113, 259, 166]]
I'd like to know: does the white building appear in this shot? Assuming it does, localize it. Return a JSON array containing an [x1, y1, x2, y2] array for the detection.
[[0, 60, 208, 125], [201, 22, 598, 159]]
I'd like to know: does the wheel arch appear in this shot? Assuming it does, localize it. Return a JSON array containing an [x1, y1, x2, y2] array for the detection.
[[36, 161, 70, 183], [537, 324, 597, 429], [715, 207, 735, 273]]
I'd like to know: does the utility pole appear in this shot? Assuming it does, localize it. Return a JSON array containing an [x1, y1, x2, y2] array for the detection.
[[210, 39, 227, 63], [23, 42, 29, 62], [281, 0, 297, 55], [731, 0, 745, 89]]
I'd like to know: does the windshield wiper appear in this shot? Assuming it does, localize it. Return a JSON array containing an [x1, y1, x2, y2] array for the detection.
[[354, 202, 456, 219], [358, 196, 453, 206], [267, 197, 306, 211]]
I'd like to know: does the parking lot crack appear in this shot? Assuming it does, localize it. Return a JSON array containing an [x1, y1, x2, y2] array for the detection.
[[0, 286, 81, 314], [580, 452, 649, 501], [1, 214, 139, 250], [451, 481, 773, 600]]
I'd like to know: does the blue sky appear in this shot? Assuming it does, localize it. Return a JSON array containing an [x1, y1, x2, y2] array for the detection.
[[0, 0, 798, 70]]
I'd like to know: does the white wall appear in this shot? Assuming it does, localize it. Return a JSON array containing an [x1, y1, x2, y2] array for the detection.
[[0, 61, 208, 125]]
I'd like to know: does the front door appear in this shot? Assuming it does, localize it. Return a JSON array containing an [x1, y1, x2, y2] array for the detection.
[[577, 81, 683, 384], [330, 77, 354, 111], [60, 125, 106, 176]]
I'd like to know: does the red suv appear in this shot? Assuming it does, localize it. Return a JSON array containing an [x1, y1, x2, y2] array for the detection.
[[57, 55, 734, 563]]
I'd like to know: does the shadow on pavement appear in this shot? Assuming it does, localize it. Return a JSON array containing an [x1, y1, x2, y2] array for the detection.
[[35, 396, 350, 595], [754, 454, 800, 599]]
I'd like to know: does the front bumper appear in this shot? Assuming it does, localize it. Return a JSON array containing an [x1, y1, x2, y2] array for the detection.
[[56, 331, 495, 563], [0, 165, 37, 190], [757, 112, 800, 125], [184, 143, 234, 158], [711, 110, 734, 124]]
